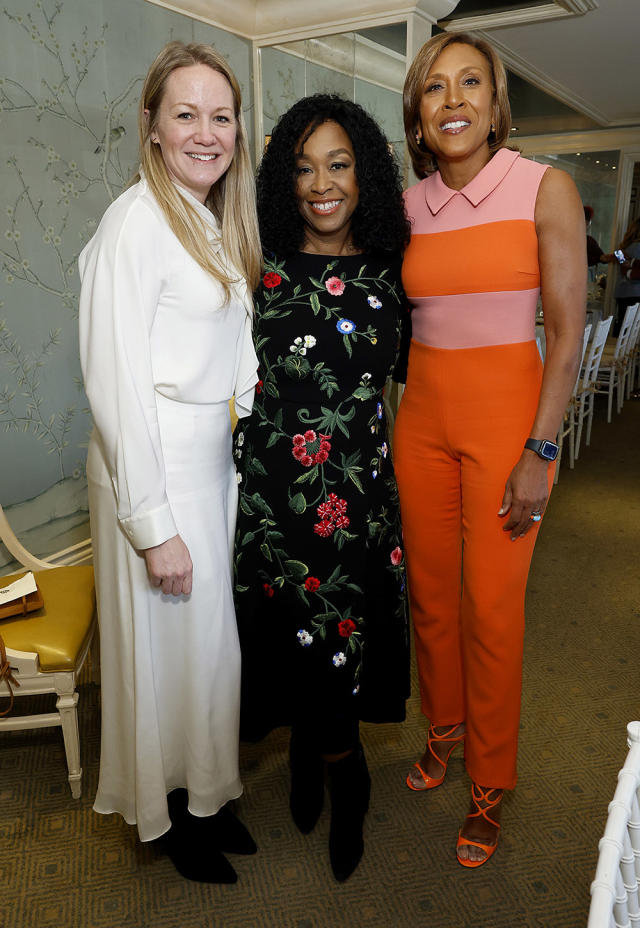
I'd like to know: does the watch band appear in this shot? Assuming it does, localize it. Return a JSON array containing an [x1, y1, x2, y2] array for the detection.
[[524, 438, 559, 461]]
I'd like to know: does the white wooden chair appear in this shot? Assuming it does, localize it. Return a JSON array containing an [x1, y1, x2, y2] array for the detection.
[[0, 502, 96, 798], [574, 316, 613, 462], [623, 304, 640, 399], [554, 322, 592, 483], [594, 305, 638, 422], [588, 721, 640, 928]]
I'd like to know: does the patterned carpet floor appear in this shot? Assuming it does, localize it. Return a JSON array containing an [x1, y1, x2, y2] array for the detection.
[[2, 393, 639, 928]]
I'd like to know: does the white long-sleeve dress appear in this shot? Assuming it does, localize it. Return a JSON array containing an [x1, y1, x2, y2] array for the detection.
[[79, 175, 258, 842]]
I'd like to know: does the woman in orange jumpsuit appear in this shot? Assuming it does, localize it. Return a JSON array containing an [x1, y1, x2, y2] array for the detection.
[[394, 33, 586, 866]]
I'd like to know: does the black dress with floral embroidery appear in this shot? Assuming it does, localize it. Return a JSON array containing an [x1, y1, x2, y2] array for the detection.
[[234, 251, 410, 741]]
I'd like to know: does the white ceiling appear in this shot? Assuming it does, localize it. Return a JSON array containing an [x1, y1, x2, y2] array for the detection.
[[146, 0, 638, 130], [470, 0, 640, 128]]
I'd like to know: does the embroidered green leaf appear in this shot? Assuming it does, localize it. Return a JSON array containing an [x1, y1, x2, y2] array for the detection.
[[251, 458, 267, 476], [284, 356, 310, 379], [347, 470, 364, 493], [294, 464, 318, 484], [260, 542, 272, 562], [285, 559, 309, 581], [241, 531, 255, 546], [309, 277, 324, 289], [273, 407, 283, 430], [289, 492, 307, 514], [343, 335, 352, 359], [352, 385, 376, 401], [266, 431, 280, 448]]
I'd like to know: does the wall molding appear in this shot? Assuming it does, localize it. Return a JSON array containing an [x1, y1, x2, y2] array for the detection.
[[516, 127, 640, 156], [143, 0, 456, 41]]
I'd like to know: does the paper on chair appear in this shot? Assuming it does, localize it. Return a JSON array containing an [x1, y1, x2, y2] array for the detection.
[[0, 571, 38, 604]]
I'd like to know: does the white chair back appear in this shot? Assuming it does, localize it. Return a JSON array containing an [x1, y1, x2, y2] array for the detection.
[[554, 322, 592, 482], [583, 316, 614, 388], [588, 721, 640, 928], [573, 316, 613, 460], [625, 304, 640, 397]]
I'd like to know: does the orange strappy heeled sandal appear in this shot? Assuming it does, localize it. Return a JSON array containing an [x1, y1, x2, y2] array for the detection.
[[456, 783, 503, 868], [406, 724, 465, 791]]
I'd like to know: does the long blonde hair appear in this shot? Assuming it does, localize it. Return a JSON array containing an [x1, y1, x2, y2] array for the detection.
[[403, 32, 512, 179], [136, 41, 261, 297]]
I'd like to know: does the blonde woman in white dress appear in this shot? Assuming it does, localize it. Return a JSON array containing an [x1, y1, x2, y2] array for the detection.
[[79, 42, 261, 884]]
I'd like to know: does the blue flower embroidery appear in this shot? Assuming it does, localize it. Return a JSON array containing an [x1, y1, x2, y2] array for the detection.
[[367, 295, 382, 309], [336, 318, 356, 335], [376, 402, 383, 419]]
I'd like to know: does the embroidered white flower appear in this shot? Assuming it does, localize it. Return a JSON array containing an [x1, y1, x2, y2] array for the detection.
[[236, 472, 242, 484], [372, 469, 378, 479], [367, 295, 382, 309], [303, 334, 317, 348], [381, 441, 388, 458], [297, 630, 313, 647], [352, 684, 360, 695], [361, 372, 372, 381], [332, 652, 347, 667], [237, 432, 244, 447]]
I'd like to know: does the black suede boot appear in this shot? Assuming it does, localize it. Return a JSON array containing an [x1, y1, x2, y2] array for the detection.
[[289, 728, 325, 834], [206, 805, 257, 855], [327, 744, 371, 882], [167, 790, 256, 855], [162, 789, 238, 883]]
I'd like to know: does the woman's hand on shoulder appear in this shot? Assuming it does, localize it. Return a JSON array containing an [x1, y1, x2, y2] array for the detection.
[[499, 453, 550, 540], [144, 534, 193, 597]]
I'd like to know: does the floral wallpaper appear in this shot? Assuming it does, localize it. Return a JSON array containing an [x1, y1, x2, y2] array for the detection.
[[0, 0, 252, 565]]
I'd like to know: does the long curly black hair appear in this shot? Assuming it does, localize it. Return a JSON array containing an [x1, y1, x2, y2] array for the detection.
[[257, 94, 410, 256]]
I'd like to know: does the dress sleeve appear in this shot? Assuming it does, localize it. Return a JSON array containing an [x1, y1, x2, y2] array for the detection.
[[79, 198, 178, 550]]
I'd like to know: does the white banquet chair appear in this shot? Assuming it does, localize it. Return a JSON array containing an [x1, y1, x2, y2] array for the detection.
[[588, 721, 640, 928], [623, 304, 640, 399], [574, 316, 613, 462], [554, 322, 591, 482], [594, 304, 638, 421]]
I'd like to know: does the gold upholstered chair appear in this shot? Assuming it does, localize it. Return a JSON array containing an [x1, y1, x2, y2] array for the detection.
[[0, 503, 96, 798]]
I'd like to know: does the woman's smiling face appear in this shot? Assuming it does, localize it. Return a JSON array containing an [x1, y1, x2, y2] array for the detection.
[[294, 120, 359, 254], [418, 42, 495, 178]]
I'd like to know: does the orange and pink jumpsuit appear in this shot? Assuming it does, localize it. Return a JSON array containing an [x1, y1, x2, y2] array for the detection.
[[394, 149, 552, 789]]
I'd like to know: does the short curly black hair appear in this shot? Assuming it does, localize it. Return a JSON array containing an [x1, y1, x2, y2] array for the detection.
[[257, 94, 410, 256]]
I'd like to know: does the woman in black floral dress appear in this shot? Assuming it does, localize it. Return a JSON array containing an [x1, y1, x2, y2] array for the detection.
[[234, 95, 411, 881]]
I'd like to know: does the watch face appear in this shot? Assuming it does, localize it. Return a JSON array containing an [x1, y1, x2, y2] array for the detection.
[[540, 440, 559, 461]]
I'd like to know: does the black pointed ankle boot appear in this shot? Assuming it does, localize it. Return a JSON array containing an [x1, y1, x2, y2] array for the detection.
[[289, 729, 325, 834], [327, 743, 371, 881], [163, 790, 237, 883]]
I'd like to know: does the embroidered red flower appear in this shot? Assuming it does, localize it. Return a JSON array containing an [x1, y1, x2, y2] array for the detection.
[[256, 379, 264, 394], [304, 576, 321, 592], [317, 501, 333, 519], [325, 276, 345, 296], [263, 582, 274, 598], [390, 546, 403, 566], [335, 515, 350, 530], [263, 272, 281, 288], [292, 430, 331, 467], [314, 520, 335, 538], [338, 619, 356, 638]]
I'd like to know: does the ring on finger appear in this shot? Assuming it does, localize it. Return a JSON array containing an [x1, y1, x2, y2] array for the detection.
[[530, 511, 542, 522]]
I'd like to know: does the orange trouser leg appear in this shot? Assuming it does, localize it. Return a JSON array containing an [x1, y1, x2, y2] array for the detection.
[[394, 340, 553, 790]]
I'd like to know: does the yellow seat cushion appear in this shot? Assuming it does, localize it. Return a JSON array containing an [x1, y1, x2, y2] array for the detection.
[[0, 566, 95, 672]]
